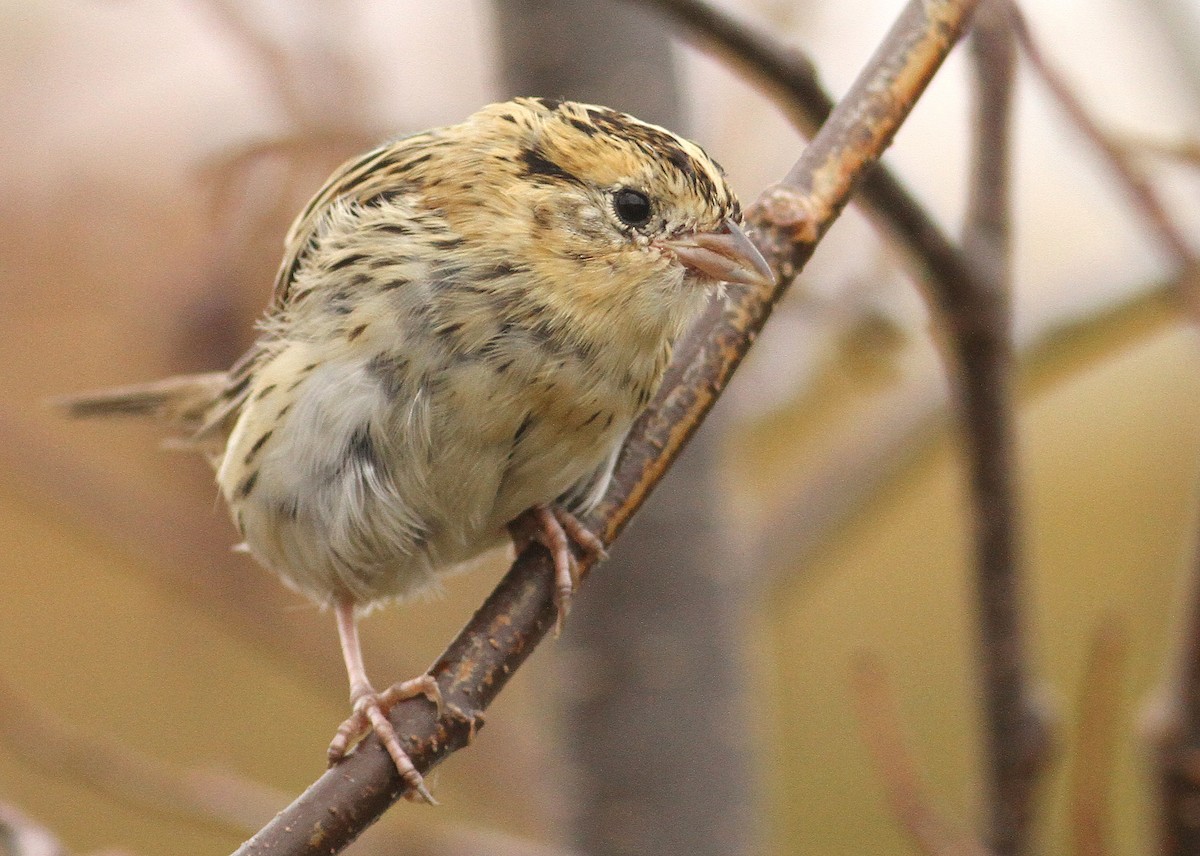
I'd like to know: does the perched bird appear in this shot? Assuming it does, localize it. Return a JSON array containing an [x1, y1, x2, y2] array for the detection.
[[60, 97, 772, 802]]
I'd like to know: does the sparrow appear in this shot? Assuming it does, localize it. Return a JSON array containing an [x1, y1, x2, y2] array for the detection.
[[60, 97, 772, 802]]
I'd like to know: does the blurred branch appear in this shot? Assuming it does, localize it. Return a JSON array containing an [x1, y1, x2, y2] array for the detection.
[[0, 677, 285, 835], [231, 1, 982, 853], [749, 268, 1191, 575], [195, 0, 310, 122], [182, 1, 380, 370], [491, 2, 754, 854], [1154, 494, 1200, 855], [197, 132, 373, 234], [960, 6, 1048, 854], [1116, 133, 1200, 169], [0, 802, 72, 856], [851, 654, 992, 856], [192, 0, 369, 131], [0, 410, 354, 700], [1069, 619, 1124, 856], [1003, 1, 1197, 270], [0, 678, 570, 856], [627, 0, 829, 137]]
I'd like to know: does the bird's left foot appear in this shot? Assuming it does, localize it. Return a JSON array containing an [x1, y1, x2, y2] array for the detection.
[[510, 505, 608, 634]]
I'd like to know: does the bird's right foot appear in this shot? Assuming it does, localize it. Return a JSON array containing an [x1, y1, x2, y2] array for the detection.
[[328, 675, 443, 804]]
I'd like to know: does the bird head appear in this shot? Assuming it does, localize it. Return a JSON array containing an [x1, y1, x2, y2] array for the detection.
[[426, 98, 773, 344]]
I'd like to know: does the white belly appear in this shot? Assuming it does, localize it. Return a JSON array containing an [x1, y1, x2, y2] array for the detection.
[[216, 341, 629, 607]]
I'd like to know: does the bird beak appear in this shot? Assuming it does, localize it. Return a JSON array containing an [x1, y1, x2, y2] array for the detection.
[[659, 218, 774, 287]]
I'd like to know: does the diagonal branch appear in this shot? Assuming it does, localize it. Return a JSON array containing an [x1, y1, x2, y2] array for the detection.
[[628, 0, 829, 138], [1003, 0, 1196, 270], [229, 2, 981, 853], [632, 0, 982, 325], [851, 653, 992, 856]]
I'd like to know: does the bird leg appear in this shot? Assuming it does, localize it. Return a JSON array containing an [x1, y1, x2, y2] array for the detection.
[[327, 599, 442, 804], [509, 505, 608, 634]]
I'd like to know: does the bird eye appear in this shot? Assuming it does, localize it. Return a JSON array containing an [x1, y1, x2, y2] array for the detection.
[[612, 188, 652, 227]]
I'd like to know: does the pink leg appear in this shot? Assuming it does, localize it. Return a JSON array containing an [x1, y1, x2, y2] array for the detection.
[[510, 505, 608, 635], [327, 600, 442, 805]]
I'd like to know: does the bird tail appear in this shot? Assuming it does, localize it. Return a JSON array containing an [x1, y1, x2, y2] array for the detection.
[[55, 372, 231, 440]]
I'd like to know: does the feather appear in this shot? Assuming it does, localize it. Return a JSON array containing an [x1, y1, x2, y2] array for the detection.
[[54, 372, 228, 436]]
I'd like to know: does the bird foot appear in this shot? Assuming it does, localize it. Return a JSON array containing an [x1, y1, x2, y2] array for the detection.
[[328, 674, 443, 805], [510, 505, 608, 635]]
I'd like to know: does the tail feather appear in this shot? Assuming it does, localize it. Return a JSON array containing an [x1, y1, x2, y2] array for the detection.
[[55, 372, 230, 438]]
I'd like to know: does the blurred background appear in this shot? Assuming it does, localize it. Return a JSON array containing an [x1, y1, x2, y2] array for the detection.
[[3, 0, 1200, 853]]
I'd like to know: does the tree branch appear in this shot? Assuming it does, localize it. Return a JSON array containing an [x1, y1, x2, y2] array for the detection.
[[1003, 0, 1197, 270], [491, 2, 756, 853], [0, 678, 285, 836], [230, 2, 981, 853], [1070, 619, 1124, 856], [960, 6, 1048, 854], [631, 0, 984, 328], [851, 653, 992, 856], [1155, 503, 1200, 855]]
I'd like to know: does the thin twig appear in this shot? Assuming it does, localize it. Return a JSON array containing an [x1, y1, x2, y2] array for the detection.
[[0, 678, 286, 835], [192, 0, 310, 125], [748, 267, 1188, 577], [961, 6, 1047, 855], [851, 653, 992, 856], [1154, 493, 1200, 855], [1003, 0, 1197, 269], [230, 1, 982, 853], [1116, 133, 1200, 168], [629, 0, 828, 137], [1069, 619, 1124, 856]]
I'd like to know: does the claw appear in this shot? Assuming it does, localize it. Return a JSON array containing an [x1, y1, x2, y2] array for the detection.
[[378, 674, 443, 716], [331, 601, 442, 804], [510, 505, 608, 635], [328, 677, 441, 805]]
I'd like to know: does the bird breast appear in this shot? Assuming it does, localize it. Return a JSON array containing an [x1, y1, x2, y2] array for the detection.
[[215, 289, 651, 607]]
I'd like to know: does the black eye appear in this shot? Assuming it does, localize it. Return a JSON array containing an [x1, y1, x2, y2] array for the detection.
[[612, 188, 652, 227]]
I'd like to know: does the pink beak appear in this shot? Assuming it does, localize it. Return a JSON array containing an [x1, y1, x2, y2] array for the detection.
[[659, 219, 773, 287]]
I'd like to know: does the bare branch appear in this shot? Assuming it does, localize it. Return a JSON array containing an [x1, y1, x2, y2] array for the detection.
[[1004, 1, 1197, 270], [960, 6, 1049, 854], [1153, 500, 1200, 855], [229, 2, 982, 853], [629, 0, 828, 137], [0, 677, 285, 835], [851, 654, 992, 856], [1069, 619, 1125, 856], [631, 0, 988, 330], [190, 0, 310, 125]]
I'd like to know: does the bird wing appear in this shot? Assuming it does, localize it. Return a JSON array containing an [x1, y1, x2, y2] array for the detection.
[[271, 130, 441, 309], [558, 436, 625, 516]]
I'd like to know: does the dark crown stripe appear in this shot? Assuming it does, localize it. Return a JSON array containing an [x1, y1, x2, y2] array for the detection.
[[518, 146, 582, 185]]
